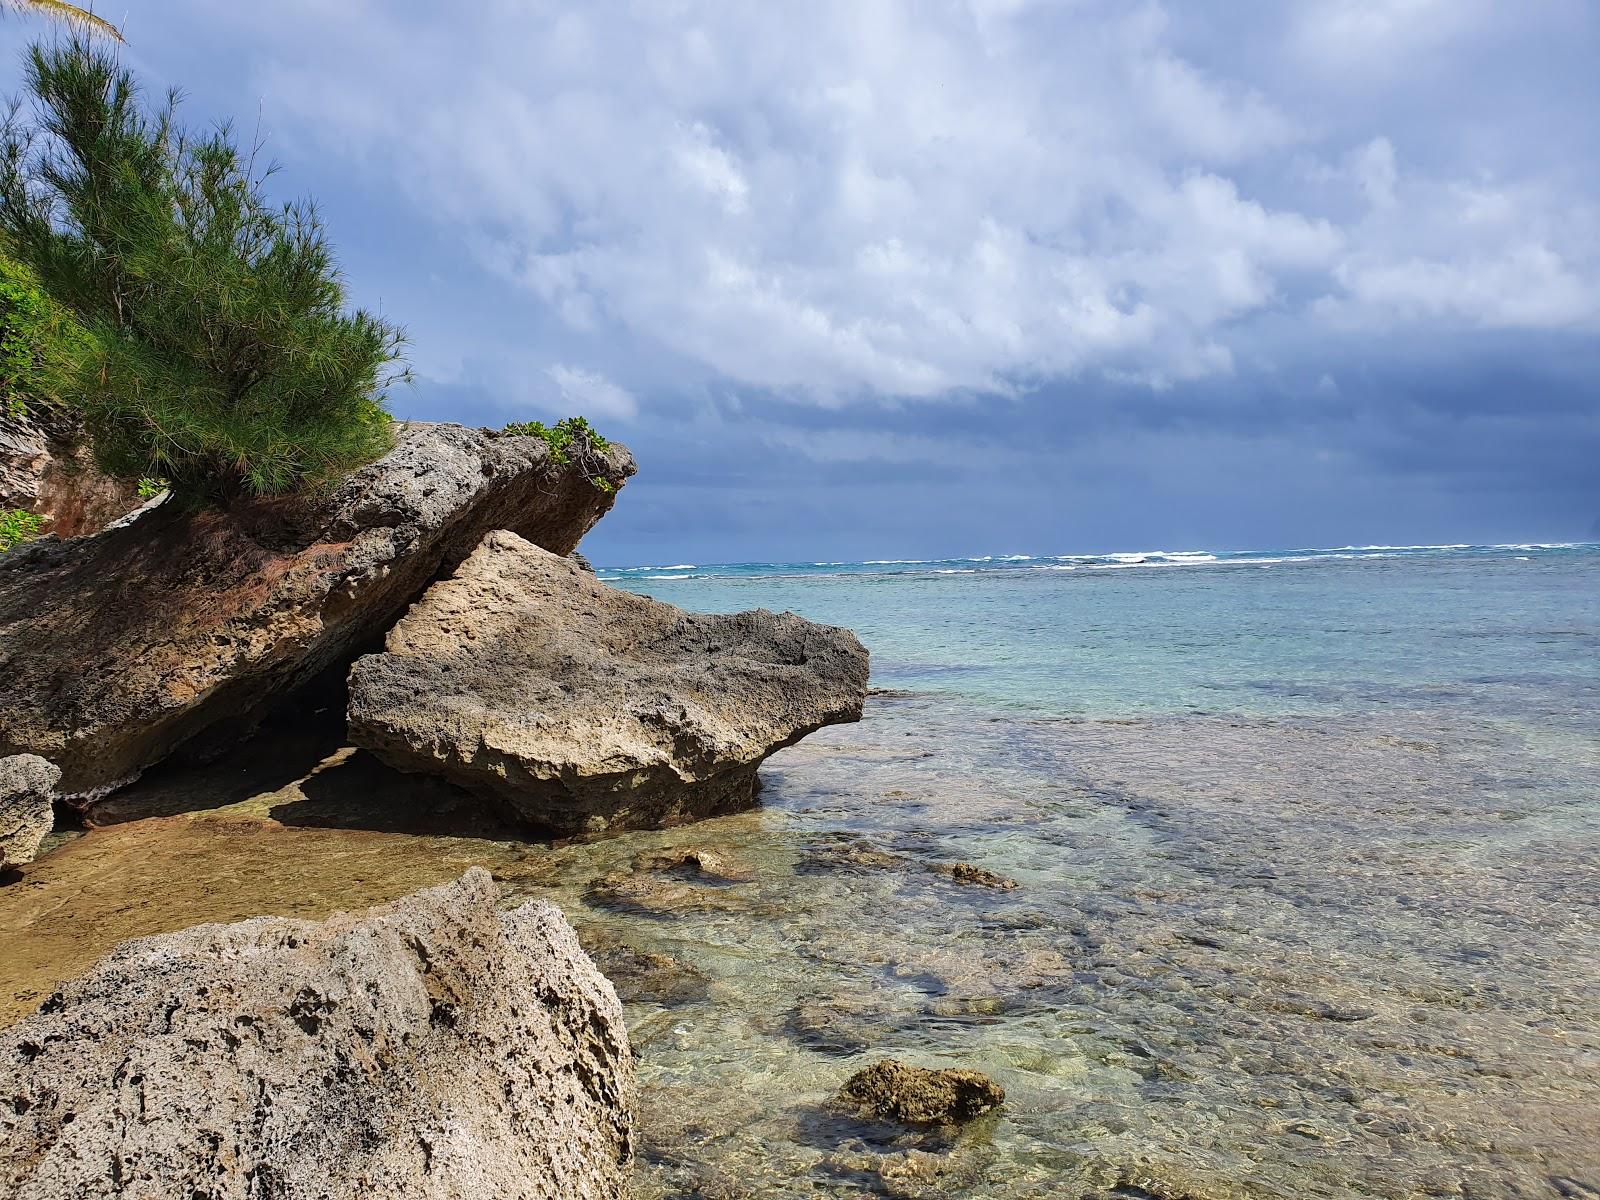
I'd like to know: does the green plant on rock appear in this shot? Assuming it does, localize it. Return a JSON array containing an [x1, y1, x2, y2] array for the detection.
[[0, 506, 44, 551], [501, 415, 615, 493], [135, 475, 166, 499], [0, 39, 408, 508]]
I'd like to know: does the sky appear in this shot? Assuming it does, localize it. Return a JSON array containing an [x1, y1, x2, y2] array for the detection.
[[4, 0, 1598, 563]]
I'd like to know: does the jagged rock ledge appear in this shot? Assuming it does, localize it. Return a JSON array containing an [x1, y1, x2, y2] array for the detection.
[[0, 422, 634, 801], [0, 868, 635, 1199], [347, 530, 869, 835]]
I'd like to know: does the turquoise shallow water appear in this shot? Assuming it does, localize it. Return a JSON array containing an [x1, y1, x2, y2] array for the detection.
[[573, 542, 1600, 1198], [606, 542, 1600, 731]]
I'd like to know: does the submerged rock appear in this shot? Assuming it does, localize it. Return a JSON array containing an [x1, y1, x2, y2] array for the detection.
[[837, 1060, 1005, 1126], [935, 861, 1018, 890], [632, 845, 755, 882], [576, 924, 711, 1006], [0, 867, 635, 1200], [784, 997, 910, 1056], [0, 422, 634, 800], [798, 834, 1018, 890], [828, 1145, 990, 1200], [0, 754, 58, 872], [348, 530, 868, 834], [584, 869, 753, 920]]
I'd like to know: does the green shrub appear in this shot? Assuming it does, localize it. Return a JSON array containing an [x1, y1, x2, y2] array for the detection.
[[0, 506, 44, 551], [0, 39, 408, 507], [0, 247, 90, 421], [501, 415, 615, 492]]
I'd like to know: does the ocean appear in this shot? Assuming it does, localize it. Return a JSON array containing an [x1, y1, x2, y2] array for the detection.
[[3, 541, 1595, 1197], [591, 541, 1600, 1197]]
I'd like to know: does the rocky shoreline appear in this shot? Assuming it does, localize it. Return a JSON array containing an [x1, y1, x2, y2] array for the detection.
[[0, 423, 933, 1197], [1, 869, 636, 1199]]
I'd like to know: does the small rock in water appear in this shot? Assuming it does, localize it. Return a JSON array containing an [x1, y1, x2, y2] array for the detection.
[[584, 870, 751, 919], [797, 835, 908, 875], [836, 1059, 1005, 1126], [827, 1145, 988, 1200], [0, 754, 59, 873], [784, 997, 909, 1056], [935, 861, 1018, 890], [632, 846, 753, 883]]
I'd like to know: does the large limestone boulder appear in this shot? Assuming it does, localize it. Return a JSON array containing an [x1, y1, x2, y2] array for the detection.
[[348, 530, 869, 834], [0, 422, 634, 800], [0, 753, 59, 872], [0, 868, 635, 1200]]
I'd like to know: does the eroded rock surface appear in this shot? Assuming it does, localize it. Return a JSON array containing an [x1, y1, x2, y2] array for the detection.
[[0, 867, 635, 1200], [348, 530, 868, 834], [0, 753, 58, 872], [0, 406, 140, 540], [0, 423, 634, 799], [837, 1060, 1005, 1126]]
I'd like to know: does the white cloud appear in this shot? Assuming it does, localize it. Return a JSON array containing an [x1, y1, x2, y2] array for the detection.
[[1328, 245, 1597, 329], [1289, 0, 1495, 65], [181, 0, 1598, 406], [546, 365, 638, 421], [1349, 138, 1398, 210]]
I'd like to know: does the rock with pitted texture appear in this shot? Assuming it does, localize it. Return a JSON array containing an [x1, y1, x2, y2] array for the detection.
[[348, 530, 869, 835], [0, 422, 634, 801], [0, 868, 635, 1200], [0, 753, 58, 872], [0, 406, 140, 540], [837, 1060, 1005, 1126]]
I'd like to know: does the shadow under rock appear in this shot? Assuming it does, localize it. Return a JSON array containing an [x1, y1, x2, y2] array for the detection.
[[89, 665, 539, 844], [87, 681, 353, 825], [271, 747, 534, 842], [788, 1105, 964, 1156]]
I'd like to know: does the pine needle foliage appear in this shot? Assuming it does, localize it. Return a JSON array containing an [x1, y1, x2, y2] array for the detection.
[[0, 40, 408, 506], [0, 1, 122, 43]]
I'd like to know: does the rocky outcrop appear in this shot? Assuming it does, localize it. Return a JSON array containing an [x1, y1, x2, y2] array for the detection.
[[837, 1060, 1005, 1126], [0, 423, 634, 800], [0, 406, 141, 539], [0, 868, 635, 1200], [347, 530, 869, 835], [0, 753, 58, 872]]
